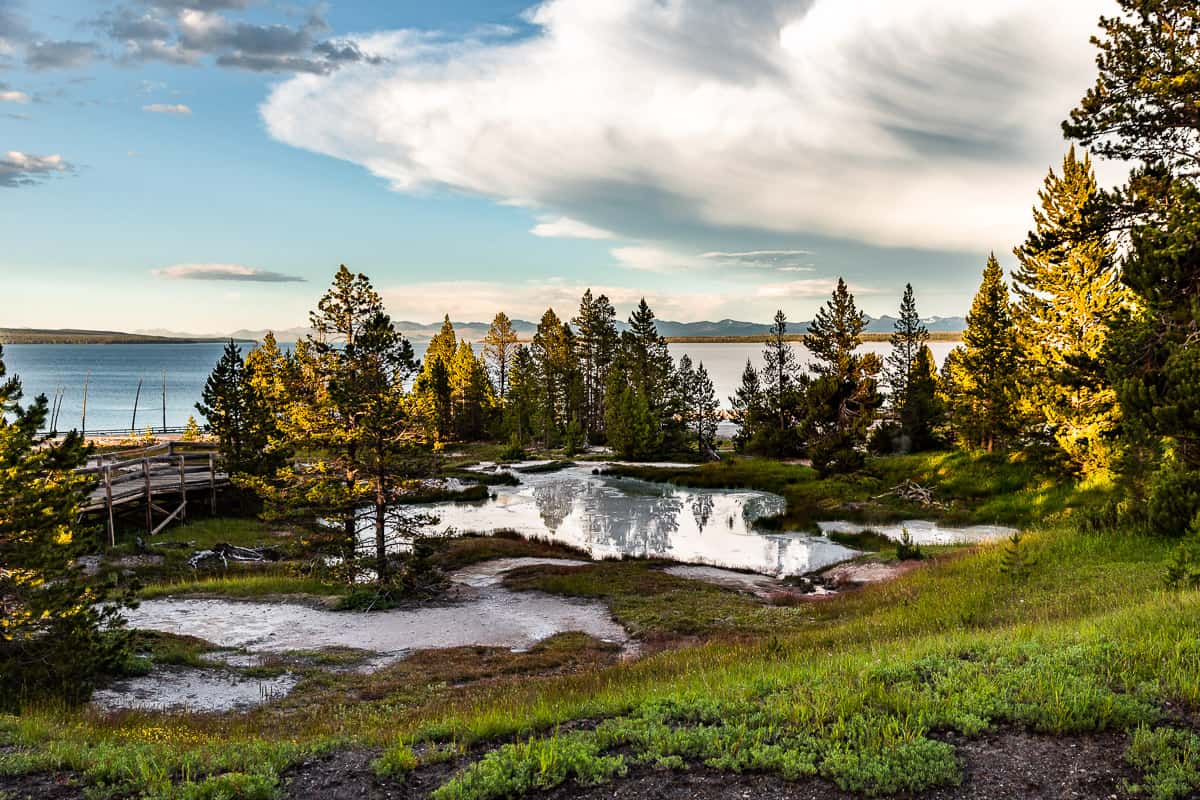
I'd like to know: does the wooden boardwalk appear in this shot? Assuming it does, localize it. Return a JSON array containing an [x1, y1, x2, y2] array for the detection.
[[79, 441, 229, 543]]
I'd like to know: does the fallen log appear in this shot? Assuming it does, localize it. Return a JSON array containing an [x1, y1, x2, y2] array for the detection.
[[187, 542, 283, 570], [874, 479, 940, 507]]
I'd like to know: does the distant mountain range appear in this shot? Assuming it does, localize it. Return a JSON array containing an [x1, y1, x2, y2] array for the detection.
[[138, 315, 966, 343]]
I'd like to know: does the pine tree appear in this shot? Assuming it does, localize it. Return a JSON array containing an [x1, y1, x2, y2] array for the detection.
[[242, 331, 290, 476], [196, 340, 252, 473], [884, 284, 929, 413], [271, 265, 421, 583], [413, 316, 457, 441], [530, 308, 581, 446], [729, 359, 764, 451], [759, 309, 804, 455], [609, 299, 681, 455], [0, 345, 130, 708], [1012, 148, 1127, 475], [504, 346, 540, 446], [899, 345, 944, 452], [801, 279, 882, 474], [482, 312, 519, 402], [449, 340, 494, 441], [943, 255, 1019, 452], [691, 361, 719, 456], [572, 289, 619, 442]]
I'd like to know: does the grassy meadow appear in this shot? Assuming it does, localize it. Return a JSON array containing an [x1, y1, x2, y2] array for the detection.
[[2, 450, 1198, 799]]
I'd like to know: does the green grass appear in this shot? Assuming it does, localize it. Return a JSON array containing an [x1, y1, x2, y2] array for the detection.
[[608, 450, 1113, 528], [5, 451, 1198, 799], [137, 567, 350, 600]]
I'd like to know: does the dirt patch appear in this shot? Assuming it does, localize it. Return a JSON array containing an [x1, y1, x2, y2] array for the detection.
[[281, 749, 471, 800], [0, 770, 85, 800], [926, 729, 1137, 799], [818, 557, 924, 588]]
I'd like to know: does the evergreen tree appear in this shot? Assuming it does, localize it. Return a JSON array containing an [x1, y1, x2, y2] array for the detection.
[[729, 359, 764, 452], [271, 266, 421, 583], [241, 331, 290, 476], [801, 278, 882, 474], [942, 255, 1019, 452], [413, 316, 458, 441], [572, 289, 619, 442], [530, 308, 581, 446], [0, 345, 130, 709], [1065, 0, 1200, 509], [677, 357, 718, 456], [899, 345, 944, 452], [1012, 148, 1128, 475], [196, 341, 253, 473], [504, 346, 540, 446], [884, 284, 929, 413], [449, 340, 495, 441], [607, 299, 682, 456], [757, 310, 804, 455], [482, 312, 519, 401]]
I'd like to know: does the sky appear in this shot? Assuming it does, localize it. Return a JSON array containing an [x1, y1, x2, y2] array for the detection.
[[0, 0, 1121, 332]]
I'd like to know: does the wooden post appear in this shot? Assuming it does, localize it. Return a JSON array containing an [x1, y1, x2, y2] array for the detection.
[[143, 457, 152, 534], [178, 453, 187, 523], [208, 452, 216, 513], [81, 371, 90, 439], [105, 466, 115, 547], [132, 378, 143, 435]]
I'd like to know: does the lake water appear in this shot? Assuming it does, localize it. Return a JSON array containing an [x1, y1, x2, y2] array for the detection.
[[2, 340, 956, 432]]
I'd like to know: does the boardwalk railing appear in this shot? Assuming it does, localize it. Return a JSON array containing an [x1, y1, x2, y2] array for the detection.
[[79, 441, 227, 544]]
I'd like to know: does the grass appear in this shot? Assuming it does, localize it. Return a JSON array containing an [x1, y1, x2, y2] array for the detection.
[[607, 450, 1112, 528], [5, 450, 1198, 799]]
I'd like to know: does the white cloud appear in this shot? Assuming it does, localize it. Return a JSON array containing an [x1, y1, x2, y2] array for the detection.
[[0, 90, 30, 103], [261, 0, 1110, 253], [153, 263, 305, 282], [529, 215, 615, 239], [756, 279, 881, 299], [0, 151, 73, 188], [611, 245, 702, 273], [143, 103, 192, 115], [381, 279, 729, 324]]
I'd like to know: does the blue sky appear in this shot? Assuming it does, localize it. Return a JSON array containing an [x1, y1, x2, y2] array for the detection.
[[1, 0, 1117, 332]]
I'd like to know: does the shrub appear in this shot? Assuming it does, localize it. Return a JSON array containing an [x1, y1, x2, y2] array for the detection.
[[1125, 726, 1200, 800], [1146, 464, 1200, 537]]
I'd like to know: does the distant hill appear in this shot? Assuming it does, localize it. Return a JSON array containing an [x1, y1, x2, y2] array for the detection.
[[139, 314, 966, 344], [1, 328, 254, 345]]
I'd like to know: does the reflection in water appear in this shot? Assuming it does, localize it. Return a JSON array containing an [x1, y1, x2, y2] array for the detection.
[[418, 464, 857, 577], [691, 494, 714, 532]]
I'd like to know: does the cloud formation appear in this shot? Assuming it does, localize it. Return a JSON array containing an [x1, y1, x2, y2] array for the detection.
[[380, 278, 730, 324], [100, 4, 382, 74], [25, 39, 97, 70], [143, 103, 191, 114], [153, 263, 306, 282], [262, 0, 1110, 254], [530, 216, 615, 240], [0, 151, 73, 187], [0, 87, 29, 103]]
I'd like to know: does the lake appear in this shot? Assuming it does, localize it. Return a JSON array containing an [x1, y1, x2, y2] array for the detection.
[[2, 340, 957, 432]]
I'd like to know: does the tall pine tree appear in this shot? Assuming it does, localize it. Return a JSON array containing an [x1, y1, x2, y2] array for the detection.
[[758, 310, 804, 456], [884, 284, 929, 413], [1012, 147, 1127, 475], [482, 312, 519, 402], [0, 345, 130, 708], [572, 289, 619, 442], [943, 255, 1019, 452], [801, 279, 881, 473]]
